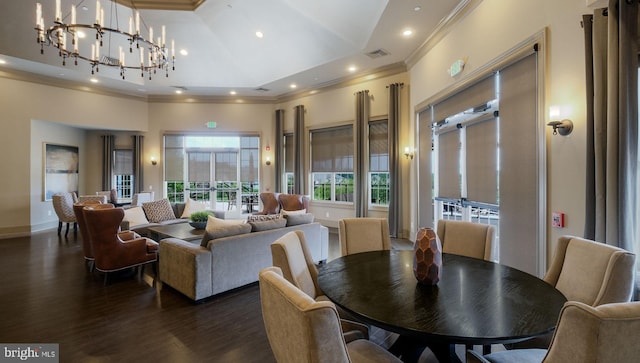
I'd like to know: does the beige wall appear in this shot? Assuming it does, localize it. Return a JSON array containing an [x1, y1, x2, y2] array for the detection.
[[0, 77, 148, 236], [408, 0, 591, 265], [0, 0, 596, 254]]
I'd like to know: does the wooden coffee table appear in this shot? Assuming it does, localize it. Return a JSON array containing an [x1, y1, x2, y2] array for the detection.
[[147, 223, 205, 242]]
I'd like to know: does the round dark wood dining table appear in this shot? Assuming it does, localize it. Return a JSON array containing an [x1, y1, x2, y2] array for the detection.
[[317, 250, 567, 363]]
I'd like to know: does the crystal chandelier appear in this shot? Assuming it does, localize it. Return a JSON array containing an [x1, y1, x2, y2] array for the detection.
[[35, 0, 175, 80]]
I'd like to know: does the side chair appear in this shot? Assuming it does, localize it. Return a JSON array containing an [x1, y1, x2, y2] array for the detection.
[[436, 219, 496, 261], [467, 301, 640, 363], [52, 192, 78, 237], [259, 266, 402, 363], [507, 235, 636, 350], [338, 218, 391, 256]]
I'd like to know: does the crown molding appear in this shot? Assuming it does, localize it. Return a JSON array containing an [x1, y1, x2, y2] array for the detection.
[[0, 66, 149, 101], [405, 0, 483, 69], [113, 0, 206, 11]]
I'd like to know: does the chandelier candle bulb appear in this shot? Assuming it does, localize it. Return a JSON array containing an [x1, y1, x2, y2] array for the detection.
[[100, 9, 104, 28], [71, 5, 76, 25], [135, 11, 140, 35], [149, 27, 153, 45], [95, 0, 100, 25], [129, 16, 133, 35], [36, 3, 42, 29], [162, 26, 166, 48], [55, 0, 61, 22]]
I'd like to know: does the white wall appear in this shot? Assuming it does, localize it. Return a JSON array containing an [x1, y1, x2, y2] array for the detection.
[[408, 0, 591, 261]]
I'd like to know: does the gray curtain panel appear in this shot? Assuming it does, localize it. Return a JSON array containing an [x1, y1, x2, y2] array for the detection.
[[583, 1, 638, 251], [275, 109, 284, 193], [294, 105, 305, 194], [101, 134, 114, 191], [133, 135, 144, 193], [355, 90, 369, 217], [388, 83, 402, 238]]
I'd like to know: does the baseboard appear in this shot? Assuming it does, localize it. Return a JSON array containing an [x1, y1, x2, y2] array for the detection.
[[316, 218, 339, 229]]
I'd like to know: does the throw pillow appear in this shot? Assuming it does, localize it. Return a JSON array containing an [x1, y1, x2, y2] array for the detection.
[[206, 215, 245, 230], [280, 209, 307, 216], [123, 206, 149, 227], [249, 218, 287, 232], [246, 214, 282, 222], [142, 199, 176, 223], [285, 213, 315, 227], [200, 224, 252, 246], [180, 198, 208, 218]]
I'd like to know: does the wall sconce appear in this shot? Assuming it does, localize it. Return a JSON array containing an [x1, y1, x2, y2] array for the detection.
[[150, 156, 158, 166], [404, 147, 414, 160], [265, 156, 271, 166], [547, 106, 573, 136]]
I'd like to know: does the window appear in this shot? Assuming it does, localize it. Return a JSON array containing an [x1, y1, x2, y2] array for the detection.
[[163, 134, 259, 213], [113, 149, 133, 200], [369, 120, 389, 206], [310, 125, 354, 202]]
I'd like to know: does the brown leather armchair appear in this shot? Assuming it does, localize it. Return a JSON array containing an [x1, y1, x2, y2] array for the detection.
[[74, 202, 141, 272], [278, 193, 309, 212], [83, 206, 158, 284]]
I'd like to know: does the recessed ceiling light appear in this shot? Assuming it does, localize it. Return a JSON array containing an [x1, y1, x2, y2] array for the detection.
[[403, 29, 413, 37], [230, 91, 237, 95], [81, 5, 89, 11], [414, 6, 422, 11], [255, 31, 264, 38], [348, 65, 357, 72], [0, 59, 6, 65], [180, 49, 188, 56], [90, 78, 98, 83], [175, 89, 183, 94], [290, 84, 297, 89]]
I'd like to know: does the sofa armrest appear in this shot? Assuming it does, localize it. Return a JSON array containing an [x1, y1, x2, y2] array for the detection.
[[159, 238, 213, 301]]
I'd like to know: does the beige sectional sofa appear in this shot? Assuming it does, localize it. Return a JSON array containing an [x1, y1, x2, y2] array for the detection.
[[159, 221, 328, 301]]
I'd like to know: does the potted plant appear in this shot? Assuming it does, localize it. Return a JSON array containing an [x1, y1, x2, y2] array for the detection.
[[189, 210, 213, 229]]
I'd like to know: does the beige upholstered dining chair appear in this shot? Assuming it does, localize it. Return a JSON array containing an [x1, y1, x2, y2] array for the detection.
[[131, 192, 154, 206], [339, 218, 391, 256], [78, 195, 108, 204], [259, 266, 402, 363], [271, 230, 369, 342], [52, 192, 78, 236], [507, 235, 636, 350], [467, 301, 640, 363], [436, 219, 496, 261], [544, 235, 636, 306]]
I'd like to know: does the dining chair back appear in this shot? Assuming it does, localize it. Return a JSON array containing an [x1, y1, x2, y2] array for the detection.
[[78, 195, 108, 204], [437, 220, 496, 261], [271, 230, 322, 299], [259, 267, 402, 363], [52, 192, 78, 236], [131, 192, 154, 206], [544, 235, 636, 306], [467, 301, 640, 363], [339, 218, 391, 256]]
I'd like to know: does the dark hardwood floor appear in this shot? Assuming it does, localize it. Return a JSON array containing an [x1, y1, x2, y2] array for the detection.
[[0, 227, 415, 363]]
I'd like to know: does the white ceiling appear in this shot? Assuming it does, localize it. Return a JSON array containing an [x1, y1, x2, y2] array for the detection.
[[0, 0, 465, 99]]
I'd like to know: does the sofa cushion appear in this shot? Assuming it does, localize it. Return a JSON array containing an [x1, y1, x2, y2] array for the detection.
[[180, 198, 208, 218], [247, 214, 282, 222], [142, 199, 176, 223], [284, 213, 314, 227], [206, 215, 245, 229], [249, 218, 287, 232], [280, 208, 307, 216], [123, 206, 150, 227], [201, 224, 252, 246]]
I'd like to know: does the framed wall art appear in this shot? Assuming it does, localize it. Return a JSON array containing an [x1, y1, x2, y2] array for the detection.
[[43, 143, 79, 201]]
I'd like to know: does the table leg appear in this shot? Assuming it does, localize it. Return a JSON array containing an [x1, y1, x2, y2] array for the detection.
[[388, 335, 462, 363]]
